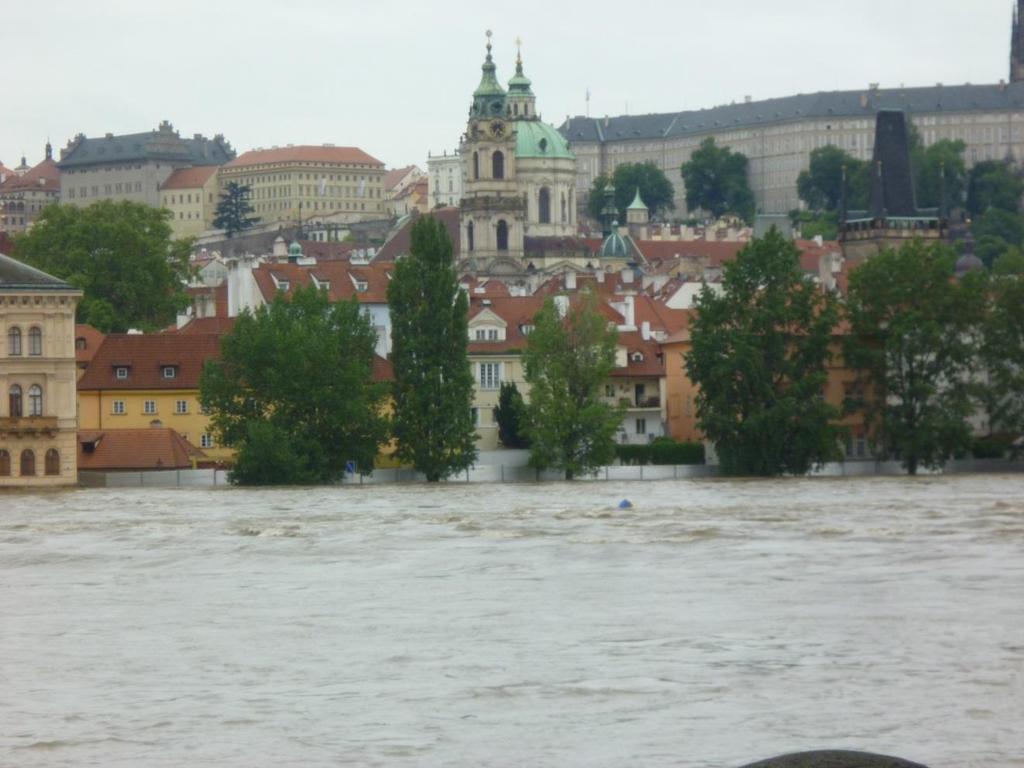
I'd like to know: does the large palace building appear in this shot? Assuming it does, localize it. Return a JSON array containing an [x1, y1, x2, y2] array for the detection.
[[562, 2, 1024, 216]]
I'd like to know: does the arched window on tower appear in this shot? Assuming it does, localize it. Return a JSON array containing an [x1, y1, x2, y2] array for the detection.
[[496, 220, 509, 251], [9, 385, 22, 418], [473, 152, 479, 180], [467, 221, 475, 251], [492, 151, 504, 180], [538, 187, 551, 224]]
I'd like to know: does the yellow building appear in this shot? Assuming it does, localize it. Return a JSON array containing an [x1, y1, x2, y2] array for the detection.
[[76, 332, 233, 463], [1, 252, 82, 486], [218, 145, 386, 226], [159, 166, 220, 238]]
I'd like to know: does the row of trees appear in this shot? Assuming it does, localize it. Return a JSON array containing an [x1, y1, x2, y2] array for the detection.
[[201, 217, 624, 485], [687, 229, 1023, 476]]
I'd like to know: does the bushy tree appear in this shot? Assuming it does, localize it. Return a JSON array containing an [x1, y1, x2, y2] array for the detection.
[[213, 181, 260, 238], [13, 200, 190, 332], [845, 240, 987, 474], [966, 160, 1023, 216], [387, 216, 477, 481], [978, 274, 1024, 436], [972, 208, 1024, 267], [523, 291, 621, 479], [680, 137, 756, 223], [587, 161, 675, 221], [494, 381, 530, 448], [797, 145, 869, 212], [685, 228, 842, 476], [912, 138, 967, 210], [200, 286, 388, 485]]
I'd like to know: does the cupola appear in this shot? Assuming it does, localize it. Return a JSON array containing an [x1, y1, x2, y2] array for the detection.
[[506, 38, 536, 120], [471, 30, 507, 119]]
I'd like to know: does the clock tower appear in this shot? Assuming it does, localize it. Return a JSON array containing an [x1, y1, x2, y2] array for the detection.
[[459, 31, 526, 275]]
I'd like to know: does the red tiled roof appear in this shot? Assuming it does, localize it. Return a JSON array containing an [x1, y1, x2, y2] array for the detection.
[[166, 316, 237, 335], [74, 324, 105, 366], [159, 165, 219, 190], [0, 158, 60, 193], [226, 145, 383, 169], [383, 165, 417, 191], [78, 333, 222, 391], [253, 260, 394, 304], [611, 331, 665, 378], [468, 295, 547, 353], [375, 208, 461, 261], [632, 293, 691, 336], [626, 239, 745, 266], [78, 428, 205, 471]]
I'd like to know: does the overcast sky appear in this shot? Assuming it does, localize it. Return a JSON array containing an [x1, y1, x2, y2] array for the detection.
[[2, 0, 1015, 172]]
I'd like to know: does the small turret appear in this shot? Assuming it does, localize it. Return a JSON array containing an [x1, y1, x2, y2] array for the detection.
[[471, 30, 506, 119], [506, 37, 536, 120]]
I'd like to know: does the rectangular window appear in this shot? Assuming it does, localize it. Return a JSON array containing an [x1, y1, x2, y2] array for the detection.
[[163, 366, 177, 379], [635, 418, 646, 435], [200, 433, 214, 449], [112, 400, 126, 415], [144, 400, 156, 415], [470, 407, 479, 427], [479, 362, 501, 390], [115, 367, 129, 380], [175, 400, 188, 414]]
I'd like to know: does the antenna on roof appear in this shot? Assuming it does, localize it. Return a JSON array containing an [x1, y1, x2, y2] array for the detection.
[[586, 87, 591, 118]]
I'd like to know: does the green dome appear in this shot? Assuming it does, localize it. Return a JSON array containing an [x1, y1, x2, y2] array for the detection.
[[599, 224, 630, 259], [472, 37, 506, 117], [627, 187, 648, 210], [288, 240, 303, 257], [515, 121, 574, 160]]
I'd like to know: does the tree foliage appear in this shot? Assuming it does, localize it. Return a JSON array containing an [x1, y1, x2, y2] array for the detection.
[[844, 240, 986, 474], [966, 160, 1024, 217], [494, 381, 530, 449], [13, 200, 190, 332], [387, 216, 478, 481], [911, 137, 967, 210], [680, 137, 756, 223], [797, 145, 869, 212], [587, 161, 676, 221], [977, 274, 1024, 436], [685, 228, 842, 476], [523, 291, 621, 479], [213, 181, 260, 238], [199, 286, 388, 485]]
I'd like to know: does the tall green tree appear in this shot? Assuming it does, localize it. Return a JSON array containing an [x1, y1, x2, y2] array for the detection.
[[13, 200, 190, 332], [845, 240, 986, 474], [906, 126, 966, 210], [977, 273, 1024, 436], [587, 161, 676, 221], [797, 145, 869, 212], [523, 291, 621, 479], [387, 216, 477, 481], [685, 228, 842, 476], [213, 181, 260, 238], [494, 381, 530, 449], [966, 160, 1024, 216], [680, 137, 756, 223], [199, 286, 388, 485]]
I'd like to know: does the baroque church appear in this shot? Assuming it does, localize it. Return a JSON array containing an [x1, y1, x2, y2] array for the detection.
[[458, 33, 592, 278]]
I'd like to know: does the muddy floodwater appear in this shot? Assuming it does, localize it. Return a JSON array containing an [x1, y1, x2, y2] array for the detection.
[[1, 476, 1022, 768]]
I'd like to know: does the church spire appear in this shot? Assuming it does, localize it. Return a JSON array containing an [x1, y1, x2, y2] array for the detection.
[[507, 35, 536, 120], [471, 30, 506, 118], [1012, 0, 1024, 82]]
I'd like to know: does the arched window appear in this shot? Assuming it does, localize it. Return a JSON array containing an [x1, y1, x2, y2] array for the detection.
[[20, 450, 35, 477], [0, 449, 10, 476], [7, 327, 21, 356], [472, 152, 479, 180], [45, 449, 60, 476], [538, 187, 551, 224], [28, 326, 42, 356], [496, 220, 509, 251], [467, 221, 475, 251], [561, 193, 567, 222], [9, 385, 22, 418], [492, 151, 504, 180], [28, 385, 43, 417]]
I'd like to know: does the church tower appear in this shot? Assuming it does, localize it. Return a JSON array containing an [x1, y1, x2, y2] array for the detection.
[[459, 32, 527, 274], [1012, 0, 1024, 82]]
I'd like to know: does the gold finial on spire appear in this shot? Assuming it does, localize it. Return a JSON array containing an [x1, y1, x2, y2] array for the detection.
[[484, 29, 493, 60], [515, 36, 523, 63]]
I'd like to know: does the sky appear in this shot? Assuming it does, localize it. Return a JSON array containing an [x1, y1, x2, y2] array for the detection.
[[2, 0, 1015, 172]]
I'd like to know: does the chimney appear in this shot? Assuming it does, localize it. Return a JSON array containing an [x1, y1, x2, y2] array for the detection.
[[641, 320, 651, 341], [621, 268, 634, 284], [595, 269, 605, 283], [565, 271, 577, 290], [624, 295, 635, 328]]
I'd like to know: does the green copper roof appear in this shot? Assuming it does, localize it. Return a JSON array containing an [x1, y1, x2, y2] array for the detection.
[[599, 225, 630, 259], [627, 188, 648, 210], [472, 36, 507, 117], [515, 121, 574, 160], [288, 240, 303, 257], [508, 54, 532, 93]]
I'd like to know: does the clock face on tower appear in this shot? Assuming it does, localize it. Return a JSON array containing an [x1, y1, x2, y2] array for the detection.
[[490, 120, 506, 138]]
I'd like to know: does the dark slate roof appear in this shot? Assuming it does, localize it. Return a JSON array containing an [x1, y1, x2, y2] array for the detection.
[[561, 82, 1024, 143], [0, 252, 76, 291], [58, 125, 234, 169], [870, 111, 918, 217]]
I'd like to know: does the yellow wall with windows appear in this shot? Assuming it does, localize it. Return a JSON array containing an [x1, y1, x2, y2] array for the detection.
[[76, 389, 234, 463]]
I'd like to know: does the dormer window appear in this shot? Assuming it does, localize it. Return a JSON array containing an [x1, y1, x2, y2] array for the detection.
[[115, 367, 129, 380], [355, 280, 368, 292], [162, 366, 177, 379], [631, 352, 644, 363]]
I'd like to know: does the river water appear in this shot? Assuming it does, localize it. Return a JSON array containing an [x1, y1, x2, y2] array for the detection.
[[1, 476, 1022, 768]]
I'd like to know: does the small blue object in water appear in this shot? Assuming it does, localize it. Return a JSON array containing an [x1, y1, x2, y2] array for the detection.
[[618, 499, 633, 509]]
